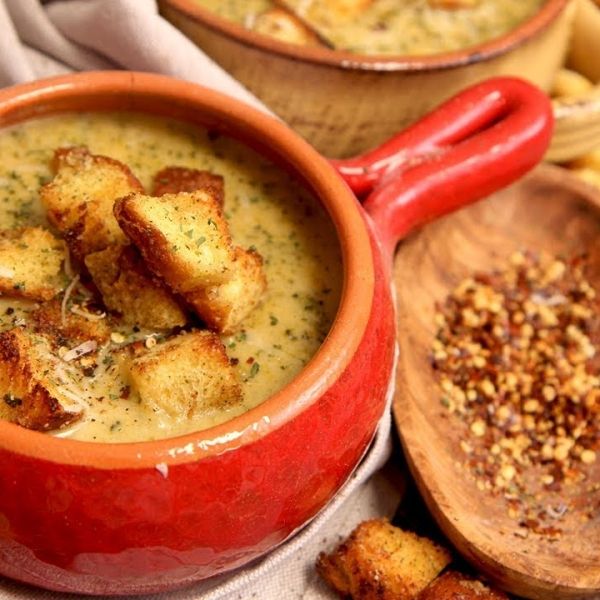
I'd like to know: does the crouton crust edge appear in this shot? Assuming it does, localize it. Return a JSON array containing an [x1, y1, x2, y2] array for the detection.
[[152, 167, 225, 206], [0, 330, 82, 431]]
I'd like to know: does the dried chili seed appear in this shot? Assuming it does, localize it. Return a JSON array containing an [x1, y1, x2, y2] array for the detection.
[[433, 250, 600, 535]]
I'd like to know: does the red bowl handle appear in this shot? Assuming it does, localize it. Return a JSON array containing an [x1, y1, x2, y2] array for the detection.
[[332, 77, 553, 257]]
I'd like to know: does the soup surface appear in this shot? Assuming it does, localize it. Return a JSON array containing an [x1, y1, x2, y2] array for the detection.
[[192, 0, 546, 56], [0, 113, 342, 442]]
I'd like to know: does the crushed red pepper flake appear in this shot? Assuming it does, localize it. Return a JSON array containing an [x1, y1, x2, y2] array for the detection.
[[432, 250, 600, 536]]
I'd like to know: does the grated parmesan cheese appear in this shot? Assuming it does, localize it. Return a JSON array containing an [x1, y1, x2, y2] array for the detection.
[[61, 340, 98, 362], [61, 274, 80, 326], [0, 265, 15, 279]]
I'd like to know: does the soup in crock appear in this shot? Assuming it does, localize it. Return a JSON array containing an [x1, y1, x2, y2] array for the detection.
[[191, 0, 546, 56], [0, 112, 342, 443]]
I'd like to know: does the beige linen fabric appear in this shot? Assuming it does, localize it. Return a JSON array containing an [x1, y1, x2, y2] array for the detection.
[[0, 0, 270, 114], [0, 2, 399, 597]]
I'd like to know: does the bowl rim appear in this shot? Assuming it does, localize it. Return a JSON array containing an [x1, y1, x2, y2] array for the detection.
[[0, 71, 375, 469], [161, 0, 569, 72]]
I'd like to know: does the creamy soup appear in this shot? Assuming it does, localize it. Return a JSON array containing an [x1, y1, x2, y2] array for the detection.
[[192, 0, 545, 56], [0, 113, 342, 442]]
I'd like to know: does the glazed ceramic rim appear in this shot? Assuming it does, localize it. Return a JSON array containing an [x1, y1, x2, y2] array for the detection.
[[162, 0, 568, 71], [0, 71, 374, 468]]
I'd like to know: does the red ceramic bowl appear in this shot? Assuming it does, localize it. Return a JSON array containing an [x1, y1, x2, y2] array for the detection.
[[0, 72, 552, 595]]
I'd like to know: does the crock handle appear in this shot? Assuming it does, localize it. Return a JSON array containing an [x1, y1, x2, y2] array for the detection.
[[332, 77, 553, 257]]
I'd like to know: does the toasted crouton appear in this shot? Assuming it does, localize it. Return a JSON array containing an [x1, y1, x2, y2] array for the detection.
[[153, 167, 225, 206], [0, 227, 66, 301], [85, 245, 187, 330], [427, 0, 479, 9], [126, 330, 243, 418], [418, 571, 508, 599], [114, 191, 235, 291], [253, 8, 324, 46], [328, 0, 373, 14], [40, 146, 143, 258], [186, 246, 266, 334], [282, 0, 372, 19], [30, 299, 112, 345], [0, 328, 82, 430], [316, 519, 451, 600]]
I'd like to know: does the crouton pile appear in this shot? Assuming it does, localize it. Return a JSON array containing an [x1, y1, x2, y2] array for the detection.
[[317, 519, 508, 600], [0, 147, 266, 432]]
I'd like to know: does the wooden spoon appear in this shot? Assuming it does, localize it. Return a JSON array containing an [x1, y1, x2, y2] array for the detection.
[[393, 164, 600, 600]]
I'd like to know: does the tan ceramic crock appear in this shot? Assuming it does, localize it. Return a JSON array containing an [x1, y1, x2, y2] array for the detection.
[[160, 0, 573, 157]]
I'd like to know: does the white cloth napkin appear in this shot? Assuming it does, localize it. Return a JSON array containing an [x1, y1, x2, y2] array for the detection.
[[0, 0, 270, 114], [0, 2, 400, 598]]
